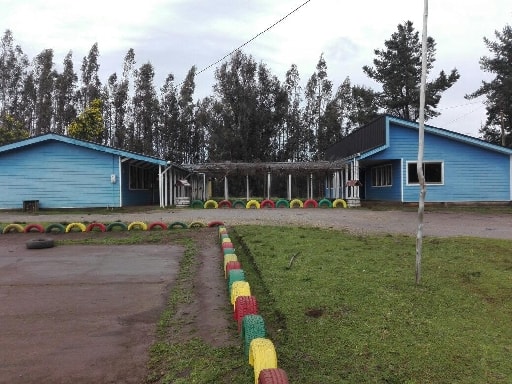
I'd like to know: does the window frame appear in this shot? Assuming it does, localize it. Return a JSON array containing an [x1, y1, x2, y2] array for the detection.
[[406, 161, 444, 185], [371, 164, 393, 187]]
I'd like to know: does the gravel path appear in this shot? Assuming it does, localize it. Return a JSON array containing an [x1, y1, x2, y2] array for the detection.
[[2, 208, 512, 239]]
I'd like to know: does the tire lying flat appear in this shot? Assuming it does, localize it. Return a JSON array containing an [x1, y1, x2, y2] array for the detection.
[[26, 238, 55, 249]]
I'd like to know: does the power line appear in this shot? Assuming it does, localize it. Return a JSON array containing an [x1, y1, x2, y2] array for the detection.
[[194, 0, 312, 78]]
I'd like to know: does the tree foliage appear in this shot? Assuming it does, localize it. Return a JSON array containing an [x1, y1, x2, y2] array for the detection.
[[363, 21, 459, 121], [67, 98, 104, 142], [466, 24, 512, 146]]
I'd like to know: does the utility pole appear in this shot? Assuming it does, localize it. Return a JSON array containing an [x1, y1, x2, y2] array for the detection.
[[416, 0, 428, 285]]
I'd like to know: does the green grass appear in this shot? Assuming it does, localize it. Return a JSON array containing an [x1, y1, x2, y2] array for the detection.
[[232, 226, 512, 383]]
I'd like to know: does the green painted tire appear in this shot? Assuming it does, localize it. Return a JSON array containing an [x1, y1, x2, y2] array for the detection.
[[45, 223, 66, 234], [106, 222, 128, 232], [168, 221, 188, 229], [232, 200, 246, 209], [318, 198, 333, 208], [275, 199, 290, 208], [190, 199, 204, 209], [242, 314, 266, 358], [227, 269, 246, 293]]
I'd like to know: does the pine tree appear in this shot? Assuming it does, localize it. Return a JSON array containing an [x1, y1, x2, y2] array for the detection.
[[466, 24, 512, 146], [363, 21, 459, 121]]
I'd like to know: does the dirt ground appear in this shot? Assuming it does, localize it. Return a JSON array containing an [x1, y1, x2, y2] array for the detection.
[[1, 208, 511, 383]]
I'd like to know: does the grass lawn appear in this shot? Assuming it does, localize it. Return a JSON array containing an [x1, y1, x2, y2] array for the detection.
[[232, 226, 512, 383]]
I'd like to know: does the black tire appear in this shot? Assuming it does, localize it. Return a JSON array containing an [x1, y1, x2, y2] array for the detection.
[[26, 238, 55, 249]]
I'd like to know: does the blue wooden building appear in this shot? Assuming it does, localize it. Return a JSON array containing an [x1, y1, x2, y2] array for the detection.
[[0, 134, 204, 209], [325, 115, 512, 204]]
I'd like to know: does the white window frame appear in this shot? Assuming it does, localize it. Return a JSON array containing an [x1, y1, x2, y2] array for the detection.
[[406, 161, 444, 185], [371, 164, 392, 187]]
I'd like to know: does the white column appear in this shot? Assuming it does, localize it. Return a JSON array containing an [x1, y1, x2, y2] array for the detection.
[[267, 172, 271, 199], [287, 174, 292, 200], [246, 175, 250, 201], [310, 173, 313, 199], [224, 176, 229, 200]]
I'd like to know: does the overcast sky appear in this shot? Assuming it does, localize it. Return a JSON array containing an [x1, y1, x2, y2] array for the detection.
[[1, 0, 511, 137]]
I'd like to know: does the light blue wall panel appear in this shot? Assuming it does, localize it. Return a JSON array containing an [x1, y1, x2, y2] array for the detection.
[[364, 160, 403, 201], [0, 141, 121, 208], [364, 122, 511, 202]]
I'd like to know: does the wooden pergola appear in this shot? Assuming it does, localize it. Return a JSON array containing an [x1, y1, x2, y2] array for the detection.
[[186, 160, 360, 202]]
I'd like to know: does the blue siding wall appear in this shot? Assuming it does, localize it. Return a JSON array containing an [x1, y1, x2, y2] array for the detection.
[[0, 141, 121, 208], [364, 122, 511, 202], [364, 160, 403, 201]]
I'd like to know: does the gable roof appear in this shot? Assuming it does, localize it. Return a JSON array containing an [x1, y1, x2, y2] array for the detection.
[[0, 133, 169, 166], [325, 115, 512, 161]]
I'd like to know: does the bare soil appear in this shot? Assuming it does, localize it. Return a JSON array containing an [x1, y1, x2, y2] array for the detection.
[[1, 208, 511, 383]]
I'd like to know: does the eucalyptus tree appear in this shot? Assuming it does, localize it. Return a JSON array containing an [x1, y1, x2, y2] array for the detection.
[[131, 62, 159, 155], [466, 24, 512, 146], [53, 51, 77, 135], [78, 43, 102, 111], [0, 30, 29, 120], [158, 73, 180, 161], [304, 54, 332, 160], [282, 64, 305, 161], [33, 48, 56, 135], [363, 21, 459, 121], [177, 66, 198, 163]]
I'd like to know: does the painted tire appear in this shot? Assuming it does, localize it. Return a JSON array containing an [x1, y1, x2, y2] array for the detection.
[[221, 242, 234, 249], [190, 199, 204, 209], [230, 281, 251, 307], [26, 238, 55, 249], [127, 221, 147, 231], [318, 198, 333, 208], [148, 222, 167, 230], [223, 248, 236, 255], [246, 200, 260, 209], [232, 200, 246, 209], [248, 338, 278, 381], [223, 254, 238, 273], [225, 260, 242, 279], [188, 221, 206, 228], [204, 199, 218, 209], [260, 199, 275, 209], [168, 221, 188, 229], [65, 222, 86, 233], [208, 221, 225, 227], [85, 222, 107, 232], [234, 295, 258, 332], [227, 269, 246, 294], [45, 223, 66, 234], [3, 223, 25, 234], [242, 314, 266, 358], [106, 222, 128, 232], [275, 199, 290, 208], [24, 223, 45, 233], [258, 368, 289, 384], [333, 198, 348, 208], [218, 200, 232, 209], [303, 199, 319, 208], [289, 199, 303, 208]]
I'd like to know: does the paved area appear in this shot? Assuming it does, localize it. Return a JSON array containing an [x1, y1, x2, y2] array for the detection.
[[0, 240, 183, 383]]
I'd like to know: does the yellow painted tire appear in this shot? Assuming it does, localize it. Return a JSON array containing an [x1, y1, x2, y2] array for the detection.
[[333, 198, 348, 208], [248, 338, 278, 382], [246, 199, 260, 209], [127, 221, 147, 231], [289, 199, 303, 208], [204, 199, 218, 209], [224, 254, 238, 274], [230, 281, 251, 306], [188, 221, 206, 228], [2, 223, 25, 234], [65, 222, 86, 233]]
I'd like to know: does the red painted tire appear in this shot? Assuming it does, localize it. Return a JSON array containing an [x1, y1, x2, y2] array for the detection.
[[258, 368, 289, 384], [303, 199, 319, 208], [24, 224, 45, 233], [234, 295, 258, 332], [218, 200, 232, 209], [221, 242, 234, 249], [148, 222, 168, 230], [208, 220, 225, 227], [85, 222, 107, 232], [260, 199, 275, 209], [225, 261, 242, 279]]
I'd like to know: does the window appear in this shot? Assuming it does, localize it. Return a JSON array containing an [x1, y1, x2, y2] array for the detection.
[[129, 165, 150, 190], [371, 164, 392, 187], [407, 162, 443, 184]]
